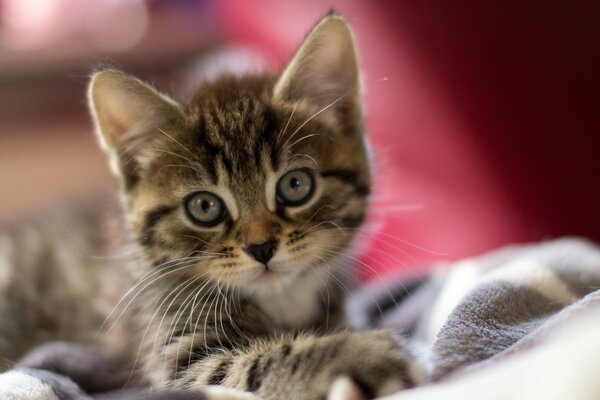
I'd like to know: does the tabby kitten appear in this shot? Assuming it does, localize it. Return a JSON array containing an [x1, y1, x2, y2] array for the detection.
[[88, 13, 423, 399]]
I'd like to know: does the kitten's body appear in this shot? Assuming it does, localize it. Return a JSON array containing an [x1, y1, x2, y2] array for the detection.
[[0, 199, 124, 362], [0, 14, 423, 399]]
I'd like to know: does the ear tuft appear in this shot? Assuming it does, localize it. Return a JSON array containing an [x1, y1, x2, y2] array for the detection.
[[90, 63, 120, 75], [326, 8, 341, 17]]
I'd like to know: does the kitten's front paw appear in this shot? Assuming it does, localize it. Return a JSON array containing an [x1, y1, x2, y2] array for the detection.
[[324, 330, 425, 399]]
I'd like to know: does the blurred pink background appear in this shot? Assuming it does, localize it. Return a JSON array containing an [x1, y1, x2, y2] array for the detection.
[[1, 0, 599, 280]]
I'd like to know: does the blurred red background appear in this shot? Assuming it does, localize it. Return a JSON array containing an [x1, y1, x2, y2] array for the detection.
[[1, 0, 599, 280]]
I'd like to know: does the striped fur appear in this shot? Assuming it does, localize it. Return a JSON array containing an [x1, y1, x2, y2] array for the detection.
[[89, 14, 422, 399], [0, 13, 422, 400]]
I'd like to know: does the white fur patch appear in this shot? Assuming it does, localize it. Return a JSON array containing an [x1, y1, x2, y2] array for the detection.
[[253, 267, 330, 328]]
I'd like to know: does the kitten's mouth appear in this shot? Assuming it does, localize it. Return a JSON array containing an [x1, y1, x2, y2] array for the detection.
[[260, 266, 276, 279], [255, 262, 291, 281]]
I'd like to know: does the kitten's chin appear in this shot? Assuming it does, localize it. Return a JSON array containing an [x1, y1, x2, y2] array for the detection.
[[237, 261, 308, 294]]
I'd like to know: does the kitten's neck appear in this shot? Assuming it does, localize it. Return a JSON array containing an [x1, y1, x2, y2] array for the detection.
[[251, 268, 345, 331]]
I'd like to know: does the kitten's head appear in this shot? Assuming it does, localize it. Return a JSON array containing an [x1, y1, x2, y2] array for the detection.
[[88, 14, 369, 294]]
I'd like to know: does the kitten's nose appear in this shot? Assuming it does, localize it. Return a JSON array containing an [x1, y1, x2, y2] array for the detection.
[[245, 240, 278, 264]]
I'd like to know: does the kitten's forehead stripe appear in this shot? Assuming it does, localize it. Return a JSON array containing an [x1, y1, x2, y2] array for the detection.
[[144, 205, 177, 226], [320, 169, 370, 197], [195, 125, 220, 184], [187, 76, 287, 213], [253, 106, 280, 171], [139, 205, 177, 247], [320, 169, 359, 184]]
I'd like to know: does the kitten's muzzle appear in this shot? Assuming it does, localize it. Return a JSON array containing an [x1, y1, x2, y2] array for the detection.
[[245, 240, 278, 264]]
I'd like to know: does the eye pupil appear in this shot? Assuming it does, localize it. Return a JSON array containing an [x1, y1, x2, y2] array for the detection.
[[290, 177, 300, 191], [201, 199, 212, 213], [277, 169, 314, 206], [185, 192, 226, 227]]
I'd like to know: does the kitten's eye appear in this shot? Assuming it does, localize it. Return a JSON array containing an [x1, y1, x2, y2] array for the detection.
[[185, 192, 226, 227], [276, 169, 315, 206]]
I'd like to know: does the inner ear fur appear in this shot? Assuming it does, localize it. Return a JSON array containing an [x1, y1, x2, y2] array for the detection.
[[273, 14, 363, 132], [87, 69, 183, 182]]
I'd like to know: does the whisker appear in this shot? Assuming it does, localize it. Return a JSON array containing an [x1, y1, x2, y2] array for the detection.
[[276, 101, 298, 146], [158, 164, 201, 174], [319, 248, 406, 312], [170, 281, 211, 374], [304, 220, 347, 236], [182, 235, 228, 256], [214, 282, 233, 346], [367, 229, 448, 256], [315, 250, 394, 322], [156, 128, 201, 162], [368, 203, 426, 213], [159, 277, 218, 374], [143, 148, 197, 165], [289, 153, 319, 168], [222, 281, 244, 339], [182, 276, 224, 370], [282, 94, 346, 149], [196, 283, 222, 358], [99, 256, 214, 335], [129, 273, 205, 384], [288, 133, 319, 150], [297, 205, 336, 231]]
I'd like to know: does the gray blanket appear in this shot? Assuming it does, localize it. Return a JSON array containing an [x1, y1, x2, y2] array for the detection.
[[3, 237, 600, 399], [351, 237, 600, 399]]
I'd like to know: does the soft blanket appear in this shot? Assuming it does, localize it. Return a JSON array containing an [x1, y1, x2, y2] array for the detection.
[[351, 236, 600, 399], [2, 237, 600, 399]]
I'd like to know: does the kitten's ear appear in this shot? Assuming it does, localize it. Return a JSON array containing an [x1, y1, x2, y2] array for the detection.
[[87, 69, 183, 181], [273, 14, 362, 128]]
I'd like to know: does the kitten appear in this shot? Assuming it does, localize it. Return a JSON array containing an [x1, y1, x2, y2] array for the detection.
[[2, 12, 424, 399]]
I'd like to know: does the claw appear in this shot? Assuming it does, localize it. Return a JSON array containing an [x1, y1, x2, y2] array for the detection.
[[328, 376, 366, 400], [203, 385, 263, 400]]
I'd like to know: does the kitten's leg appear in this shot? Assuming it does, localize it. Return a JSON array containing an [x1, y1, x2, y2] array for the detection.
[[93, 387, 260, 400], [16, 342, 261, 400], [175, 330, 425, 400], [0, 370, 255, 400], [17, 341, 137, 394]]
